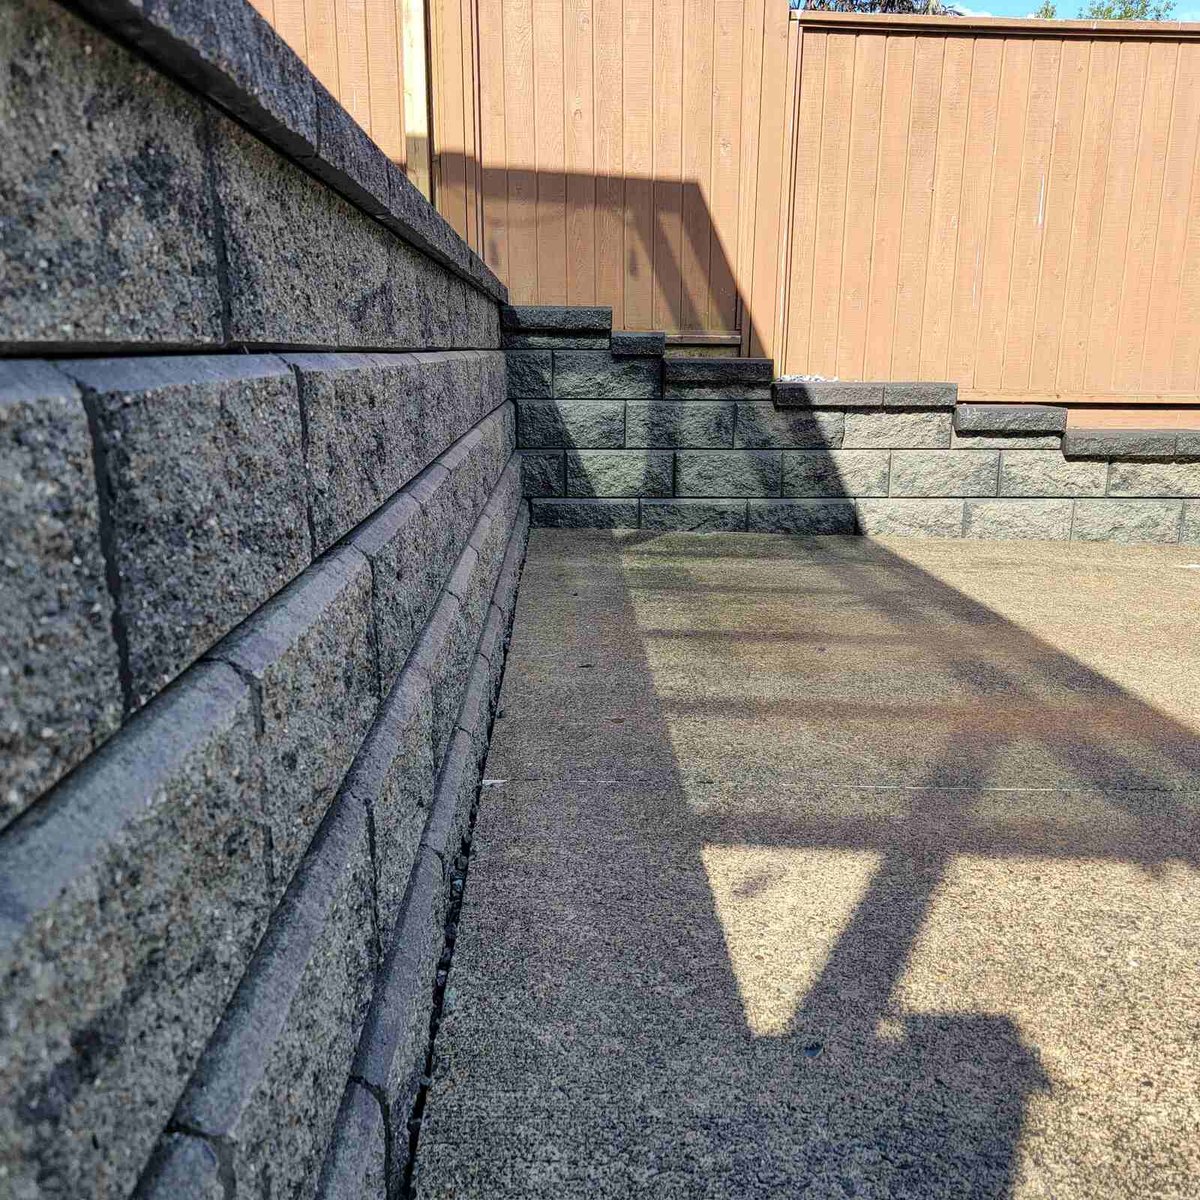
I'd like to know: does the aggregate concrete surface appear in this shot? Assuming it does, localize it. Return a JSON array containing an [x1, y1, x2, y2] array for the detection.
[[414, 530, 1200, 1200]]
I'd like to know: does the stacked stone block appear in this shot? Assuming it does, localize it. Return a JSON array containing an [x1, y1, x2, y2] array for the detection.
[[1, 2, 526, 1198], [513, 308, 1200, 544]]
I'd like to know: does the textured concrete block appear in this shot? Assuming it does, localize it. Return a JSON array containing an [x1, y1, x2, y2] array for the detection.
[[664, 358, 773, 384], [522, 450, 565, 496], [1182, 502, 1200, 545], [734, 404, 844, 449], [501, 305, 611, 332], [611, 331, 665, 357], [884, 382, 957, 410], [0, 361, 120, 828], [567, 450, 673, 497], [0, 0, 222, 348], [135, 1134, 224, 1199], [531, 499, 639, 528], [502, 332, 609, 350], [626, 400, 733, 447], [1107, 461, 1200, 498], [843, 412, 952, 449], [1062, 429, 1178, 461], [408, 590, 464, 767], [423, 727, 482, 866], [341, 662, 434, 943], [62, 355, 309, 708], [164, 796, 377, 1200], [889, 449, 998, 497], [954, 403, 1067, 434], [773, 381, 883, 409], [641, 500, 748, 532], [315, 1082, 386, 1200], [963, 500, 1074, 541], [1177, 431, 1200, 460], [952, 430, 1062, 450], [857, 499, 965, 538], [1071, 500, 1184, 544], [0, 663, 266, 1200], [782, 450, 889, 498], [507, 350, 552, 398], [210, 546, 378, 892], [676, 450, 782, 497], [552, 351, 660, 399], [517, 399, 625, 448], [748, 500, 858, 535], [998, 451, 1107, 497], [663, 382, 773, 401]]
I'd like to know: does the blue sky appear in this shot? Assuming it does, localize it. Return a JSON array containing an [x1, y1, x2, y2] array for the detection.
[[959, 0, 1200, 15]]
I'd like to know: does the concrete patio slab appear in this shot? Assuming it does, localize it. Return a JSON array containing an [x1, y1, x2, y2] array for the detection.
[[415, 530, 1200, 1200]]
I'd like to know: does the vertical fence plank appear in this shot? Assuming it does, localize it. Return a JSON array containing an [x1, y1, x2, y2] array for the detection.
[[364, 0, 404, 162], [533, 0, 567, 304], [478, 0, 509, 275], [680, 0, 715, 332], [335, 0, 372, 129], [653, 0, 685, 330], [594, 0, 624, 318], [503, 0, 538, 302], [708, 0, 742, 332], [623, 0, 654, 329], [564, 0, 597, 304]]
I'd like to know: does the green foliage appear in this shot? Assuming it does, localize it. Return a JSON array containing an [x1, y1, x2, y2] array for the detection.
[[1078, 0, 1175, 16], [1033, 0, 1058, 15]]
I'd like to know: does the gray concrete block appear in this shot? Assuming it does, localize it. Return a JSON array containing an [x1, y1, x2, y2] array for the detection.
[[772, 380, 883, 409], [626, 401, 734, 448], [951, 429, 1063, 450], [517, 399, 625, 448], [457, 647, 495, 762], [0, 361, 120, 828], [342, 662, 435, 943], [567, 450, 673, 497], [954, 403, 1067, 434], [747, 500, 858, 535], [0, 663, 267, 1200], [167, 796, 377, 1200], [1071, 500, 1184, 544], [552, 351, 660, 399], [663, 357, 773, 384], [1182, 502, 1200, 545], [782, 450, 889, 498], [0, 0, 222, 349], [843, 411, 952, 449], [61, 355, 309, 709], [531, 499, 639, 528], [998, 451, 1108, 498], [611, 331, 665, 357], [1107, 461, 1200, 498], [889, 449, 998, 497], [1062, 428, 1178, 461], [641, 500, 748, 532], [522, 451, 565, 496], [501, 305, 611, 333], [856, 499, 965, 538], [507, 351, 552, 398], [676, 450, 782, 497], [210, 546, 378, 893], [734, 404, 844, 449], [1177, 431, 1200, 460], [314, 1082, 386, 1200], [422, 728, 481, 867], [408, 590, 464, 767], [884, 382, 957, 410], [502, 332, 609, 350], [963, 500, 1074, 541], [663, 382, 773, 401], [134, 1134, 224, 1200]]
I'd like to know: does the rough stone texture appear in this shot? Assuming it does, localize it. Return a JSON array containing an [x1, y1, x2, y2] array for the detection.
[[664, 383, 773, 401], [954, 404, 1067, 435], [664, 357, 773, 384], [952, 430, 1063, 450], [782, 450, 889, 498], [163, 797, 377, 1200], [889, 449, 999, 498], [1107, 460, 1200, 498], [211, 113, 494, 350], [734, 405, 844, 449], [0, 663, 266, 1200], [641, 500, 748, 533], [1062, 429, 1178, 461], [998, 451, 1108, 498], [423, 727, 482, 865], [0, 361, 121, 829], [209, 546, 378, 895], [62, 355, 309, 709], [1177, 431, 1200, 459], [552, 351, 660, 399], [134, 1134, 225, 1200], [773, 380, 884, 408], [1071, 500, 1184, 544], [611, 331, 665, 357], [530, 499, 639, 528], [626, 401, 734, 447], [0, 0, 222, 349], [408, 590, 465, 768], [502, 332, 609, 350], [857, 499, 965, 537], [521, 451, 565, 496], [963, 499, 1074, 541], [506, 350, 552, 399], [567, 450, 673, 497], [501, 305, 611, 333], [1182, 502, 1200, 545], [883, 382, 957, 410], [844, 412, 952, 449], [315, 1082, 386, 1200], [676, 450, 782, 498], [518, 399, 625, 449], [748, 499, 858, 534]]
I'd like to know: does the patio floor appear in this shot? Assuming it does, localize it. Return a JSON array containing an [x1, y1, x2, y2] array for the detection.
[[414, 530, 1200, 1200]]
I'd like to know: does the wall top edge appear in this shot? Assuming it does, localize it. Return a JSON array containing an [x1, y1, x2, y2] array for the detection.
[[789, 10, 1200, 40]]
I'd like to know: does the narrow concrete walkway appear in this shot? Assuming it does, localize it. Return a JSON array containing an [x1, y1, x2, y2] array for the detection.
[[415, 531, 1200, 1200]]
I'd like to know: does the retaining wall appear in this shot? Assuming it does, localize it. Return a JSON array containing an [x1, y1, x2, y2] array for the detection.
[[513, 308, 1200, 544], [0, 2, 525, 1197]]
